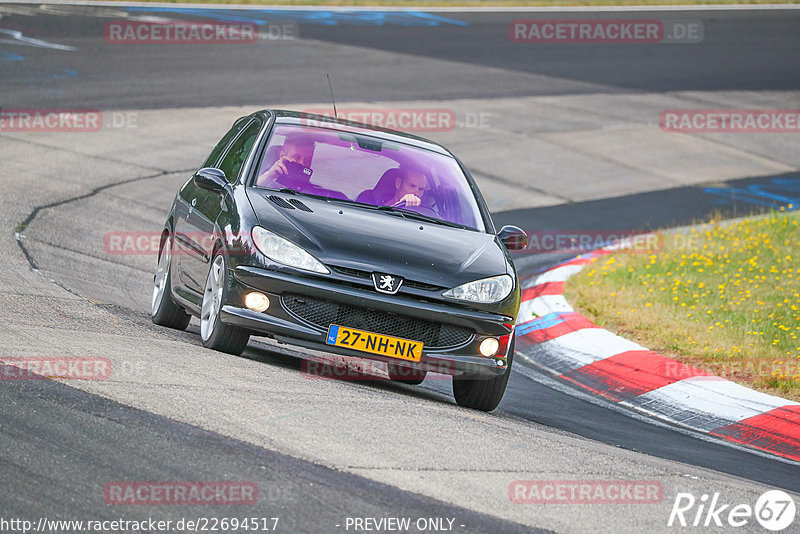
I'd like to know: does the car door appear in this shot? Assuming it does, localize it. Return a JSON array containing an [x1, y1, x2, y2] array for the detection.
[[177, 117, 263, 294], [173, 117, 250, 296]]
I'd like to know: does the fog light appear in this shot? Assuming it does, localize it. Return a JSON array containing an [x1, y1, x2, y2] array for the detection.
[[479, 337, 500, 357], [244, 292, 269, 312]]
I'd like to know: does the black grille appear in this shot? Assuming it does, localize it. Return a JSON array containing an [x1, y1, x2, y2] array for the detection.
[[288, 199, 312, 212], [268, 195, 294, 209], [403, 279, 443, 291], [281, 295, 473, 349], [331, 266, 371, 279]]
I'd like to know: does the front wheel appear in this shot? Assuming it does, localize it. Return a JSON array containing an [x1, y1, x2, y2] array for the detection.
[[151, 234, 191, 330], [452, 336, 514, 412], [200, 250, 250, 355]]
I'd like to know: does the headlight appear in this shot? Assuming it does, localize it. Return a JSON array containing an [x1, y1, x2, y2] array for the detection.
[[251, 226, 329, 274], [442, 274, 513, 304]]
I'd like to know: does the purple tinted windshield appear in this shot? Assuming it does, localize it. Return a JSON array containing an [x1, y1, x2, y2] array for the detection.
[[253, 124, 485, 231]]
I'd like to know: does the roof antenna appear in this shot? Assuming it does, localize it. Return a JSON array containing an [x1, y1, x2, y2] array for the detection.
[[326, 73, 338, 119]]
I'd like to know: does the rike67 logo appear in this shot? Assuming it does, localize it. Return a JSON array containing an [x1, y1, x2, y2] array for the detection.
[[668, 490, 796, 531]]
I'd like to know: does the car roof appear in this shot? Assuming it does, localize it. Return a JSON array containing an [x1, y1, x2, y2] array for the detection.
[[254, 109, 453, 157]]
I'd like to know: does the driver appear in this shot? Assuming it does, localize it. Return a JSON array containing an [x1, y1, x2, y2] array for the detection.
[[385, 167, 426, 207], [257, 134, 315, 188]]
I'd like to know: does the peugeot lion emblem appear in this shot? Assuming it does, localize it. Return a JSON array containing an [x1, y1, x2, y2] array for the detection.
[[372, 273, 403, 295]]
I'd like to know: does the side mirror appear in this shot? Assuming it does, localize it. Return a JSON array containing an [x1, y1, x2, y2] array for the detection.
[[194, 167, 229, 193], [498, 225, 528, 251]]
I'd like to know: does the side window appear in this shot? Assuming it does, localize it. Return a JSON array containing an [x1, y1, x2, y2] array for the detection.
[[202, 117, 249, 169], [217, 119, 262, 184]]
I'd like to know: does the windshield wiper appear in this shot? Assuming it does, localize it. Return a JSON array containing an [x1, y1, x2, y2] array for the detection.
[[269, 190, 463, 228], [376, 206, 466, 229], [324, 197, 382, 210], [273, 189, 381, 208], [272, 188, 329, 201]]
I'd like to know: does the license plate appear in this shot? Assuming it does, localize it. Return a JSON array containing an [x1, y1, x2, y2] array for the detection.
[[325, 325, 423, 362]]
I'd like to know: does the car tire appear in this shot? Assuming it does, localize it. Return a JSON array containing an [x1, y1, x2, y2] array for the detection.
[[151, 234, 192, 330], [386, 363, 427, 385], [452, 335, 514, 412], [200, 249, 250, 355]]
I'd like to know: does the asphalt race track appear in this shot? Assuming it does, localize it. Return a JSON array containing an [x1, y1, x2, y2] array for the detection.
[[2, 4, 800, 533]]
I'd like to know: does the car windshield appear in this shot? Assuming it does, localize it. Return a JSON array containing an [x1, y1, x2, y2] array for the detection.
[[252, 124, 485, 231]]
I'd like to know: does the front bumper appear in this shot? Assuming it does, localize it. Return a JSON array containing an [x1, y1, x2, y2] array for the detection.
[[221, 265, 515, 377]]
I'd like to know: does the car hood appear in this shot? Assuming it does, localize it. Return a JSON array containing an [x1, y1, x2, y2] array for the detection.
[[247, 190, 509, 288]]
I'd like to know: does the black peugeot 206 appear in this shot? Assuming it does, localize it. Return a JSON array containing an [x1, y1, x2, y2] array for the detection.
[[152, 110, 527, 411]]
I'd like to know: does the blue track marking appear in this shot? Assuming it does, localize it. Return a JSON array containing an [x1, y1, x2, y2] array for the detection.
[[1, 68, 77, 84], [517, 312, 565, 336], [703, 177, 800, 210], [772, 178, 800, 193], [0, 51, 24, 62], [125, 7, 270, 25], [51, 69, 77, 80], [123, 8, 468, 27]]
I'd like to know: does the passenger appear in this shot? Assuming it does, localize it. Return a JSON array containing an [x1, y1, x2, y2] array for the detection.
[[257, 135, 315, 188]]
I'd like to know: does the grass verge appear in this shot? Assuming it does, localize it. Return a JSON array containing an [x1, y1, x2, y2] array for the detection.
[[565, 208, 800, 402]]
